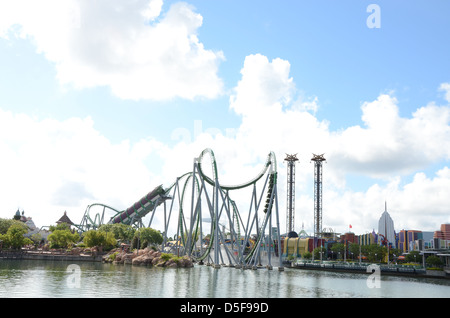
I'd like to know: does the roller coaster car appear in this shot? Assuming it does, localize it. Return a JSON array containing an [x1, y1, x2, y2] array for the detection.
[[263, 176, 275, 213], [112, 185, 165, 224]]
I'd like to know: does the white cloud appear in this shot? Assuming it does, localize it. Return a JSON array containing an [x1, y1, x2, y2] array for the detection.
[[0, 0, 224, 100], [0, 108, 166, 226], [439, 82, 450, 102], [329, 95, 450, 179], [230, 54, 295, 117]]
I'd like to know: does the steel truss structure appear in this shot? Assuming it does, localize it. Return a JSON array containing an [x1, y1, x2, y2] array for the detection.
[[284, 154, 298, 234], [77, 148, 283, 270], [311, 153, 326, 247]]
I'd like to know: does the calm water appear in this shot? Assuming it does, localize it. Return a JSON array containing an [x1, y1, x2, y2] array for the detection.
[[0, 260, 449, 298]]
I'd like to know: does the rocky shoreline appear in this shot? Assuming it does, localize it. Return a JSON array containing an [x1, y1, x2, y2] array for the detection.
[[1, 247, 195, 268], [102, 247, 194, 268]]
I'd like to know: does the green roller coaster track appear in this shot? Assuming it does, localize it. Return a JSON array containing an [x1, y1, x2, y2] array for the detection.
[[77, 148, 282, 269]]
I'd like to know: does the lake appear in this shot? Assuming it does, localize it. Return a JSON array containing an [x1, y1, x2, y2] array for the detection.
[[0, 259, 449, 298]]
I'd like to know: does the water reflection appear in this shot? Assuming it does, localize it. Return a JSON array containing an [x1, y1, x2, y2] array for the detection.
[[0, 260, 449, 298]]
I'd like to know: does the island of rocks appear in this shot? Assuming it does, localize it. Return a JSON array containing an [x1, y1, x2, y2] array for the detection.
[[103, 247, 194, 268]]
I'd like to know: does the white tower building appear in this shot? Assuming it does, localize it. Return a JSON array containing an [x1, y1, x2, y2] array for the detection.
[[378, 202, 396, 248]]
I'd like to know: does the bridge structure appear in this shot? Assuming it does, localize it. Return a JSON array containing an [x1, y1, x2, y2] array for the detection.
[[76, 148, 283, 270]]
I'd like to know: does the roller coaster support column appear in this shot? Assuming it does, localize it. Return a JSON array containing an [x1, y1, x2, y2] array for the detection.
[[186, 159, 197, 259], [213, 177, 221, 269], [275, 183, 284, 271]]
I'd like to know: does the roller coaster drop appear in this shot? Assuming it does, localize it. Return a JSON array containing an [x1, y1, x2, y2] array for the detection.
[[78, 148, 283, 270]]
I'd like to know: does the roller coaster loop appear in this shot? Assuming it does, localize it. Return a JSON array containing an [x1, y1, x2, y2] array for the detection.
[[76, 148, 282, 269]]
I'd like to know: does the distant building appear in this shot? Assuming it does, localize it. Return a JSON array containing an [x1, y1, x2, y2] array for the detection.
[[56, 211, 74, 228], [377, 202, 396, 248], [12, 209, 50, 242], [340, 232, 357, 244], [13, 209, 21, 221], [434, 224, 450, 240], [359, 232, 376, 246], [433, 224, 450, 249], [14, 209, 28, 222], [399, 229, 423, 253]]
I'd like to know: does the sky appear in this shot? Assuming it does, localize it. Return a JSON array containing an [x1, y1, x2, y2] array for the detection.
[[0, 0, 450, 237]]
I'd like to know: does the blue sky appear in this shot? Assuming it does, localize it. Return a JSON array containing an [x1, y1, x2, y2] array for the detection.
[[0, 0, 450, 236]]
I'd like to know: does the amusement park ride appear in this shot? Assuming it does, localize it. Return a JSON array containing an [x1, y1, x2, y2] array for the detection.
[[76, 148, 283, 270]]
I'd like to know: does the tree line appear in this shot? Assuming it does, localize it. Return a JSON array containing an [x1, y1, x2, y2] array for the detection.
[[0, 218, 163, 251], [304, 242, 443, 267]]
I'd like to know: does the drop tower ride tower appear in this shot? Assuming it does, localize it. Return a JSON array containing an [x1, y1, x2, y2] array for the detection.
[[311, 154, 326, 246], [285, 154, 299, 235]]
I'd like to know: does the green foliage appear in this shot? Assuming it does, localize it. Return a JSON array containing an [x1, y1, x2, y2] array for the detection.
[[361, 244, 387, 262], [98, 223, 135, 243], [133, 227, 163, 249], [83, 230, 116, 249], [303, 251, 312, 260], [171, 256, 182, 264], [426, 255, 443, 268], [331, 243, 345, 256], [30, 233, 42, 246], [313, 246, 326, 259], [49, 223, 71, 232], [329, 243, 388, 262], [108, 251, 119, 261], [0, 223, 32, 249], [160, 253, 172, 261], [48, 229, 79, 249], [0, 218, 27, 235], [348, 242, 361, 256], [405, 250, 422, 263]]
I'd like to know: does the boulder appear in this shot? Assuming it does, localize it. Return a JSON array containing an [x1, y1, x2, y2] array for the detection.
[[156, 260, 166, 267], [132, 254, 154, 266], [114, 253, 123, 263], [122, 252, 136, 264], [152, 256, 161, 265], [102, 247, 194, 269], [166, 259, 178, 268], [178, 256, 194, 268]]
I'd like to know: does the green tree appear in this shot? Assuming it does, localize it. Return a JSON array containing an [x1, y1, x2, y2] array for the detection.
[[98, 223, 135, 243], [133, 227, 163, 249], [0, 218, 27, 235], [83, 230, 116, 250], [349, 243, 361, 260], [426, 255, 443, 268], [0, 223, 33, 249], [405, 250, 422, 263], [49, 223, 71, 232], [30, 233, 42, 247], [362, 244, 387, 263], [302, 251, 312, 260], [331, 243, 345, 259], [313, 246, 326, 260], [48, 229, 79, 248]]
